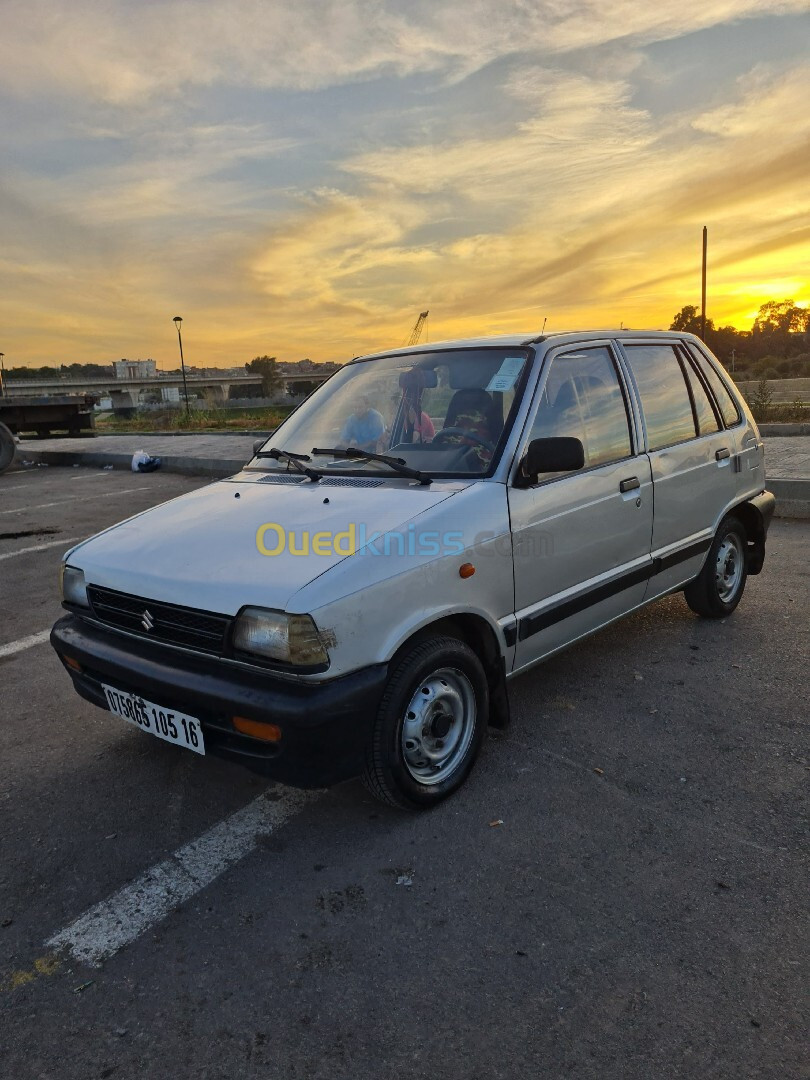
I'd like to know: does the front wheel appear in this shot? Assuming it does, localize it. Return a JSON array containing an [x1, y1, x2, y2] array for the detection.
[[362, 635, 488, 810], [684, 516, 748, 618]]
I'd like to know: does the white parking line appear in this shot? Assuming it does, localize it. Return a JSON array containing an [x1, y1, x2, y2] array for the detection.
[[46, 787, 320, 967], [0, 630, 52, 659], [0, 471, 104, 485], [0, 537, 82, 562], [0, 488, 146, 516]]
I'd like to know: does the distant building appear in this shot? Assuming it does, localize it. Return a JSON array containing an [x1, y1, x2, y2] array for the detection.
[[277, 359, 341, 374], [113, 358, 157, 380]]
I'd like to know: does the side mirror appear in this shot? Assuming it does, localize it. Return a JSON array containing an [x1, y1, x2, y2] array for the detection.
[[253, 438, 266, 456], [515, 437, 584, 486]]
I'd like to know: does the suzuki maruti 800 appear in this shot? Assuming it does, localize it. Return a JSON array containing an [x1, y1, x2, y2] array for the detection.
[[53, 331, 774, 809]]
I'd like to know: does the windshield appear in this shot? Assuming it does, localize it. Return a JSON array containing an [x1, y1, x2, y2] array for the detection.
[[251, 347, 532, 479]]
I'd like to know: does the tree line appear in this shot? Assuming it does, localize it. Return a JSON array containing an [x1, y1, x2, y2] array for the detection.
[[4, 300, 808, 384], [670, 299, 809, 380]]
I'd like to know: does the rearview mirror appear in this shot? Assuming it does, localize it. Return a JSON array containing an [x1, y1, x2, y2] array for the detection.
[[398, 368, 439, 390], [515, 437, 584, 486]]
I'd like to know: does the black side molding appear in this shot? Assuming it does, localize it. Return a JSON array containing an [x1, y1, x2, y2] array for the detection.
[[517, 537, 712, 643]]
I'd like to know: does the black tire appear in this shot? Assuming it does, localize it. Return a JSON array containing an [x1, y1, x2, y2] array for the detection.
[[362, 634, 488, 811], [684, 516, 748, 618], [0, 422, 15, 474]]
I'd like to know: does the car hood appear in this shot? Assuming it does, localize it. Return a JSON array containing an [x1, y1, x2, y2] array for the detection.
[[67, 473, 460, 615]]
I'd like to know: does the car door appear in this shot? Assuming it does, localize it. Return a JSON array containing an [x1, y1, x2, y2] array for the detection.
[[618, 339, 740, 599], [509, 343, 653, 673]]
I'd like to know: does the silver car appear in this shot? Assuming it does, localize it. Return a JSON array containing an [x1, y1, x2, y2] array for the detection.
[[53, 330, 774, 809]]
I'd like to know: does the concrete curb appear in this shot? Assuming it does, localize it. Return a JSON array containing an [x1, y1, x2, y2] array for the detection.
[[71, 429, 274, 438], [14, 448, 810, 519], [18, 448, 248, 478], [759, 423, 810, 437], [768, 478, 810, 521]]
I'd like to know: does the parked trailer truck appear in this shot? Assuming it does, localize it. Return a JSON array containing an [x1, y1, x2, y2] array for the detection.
[[0, 379, 97, 474]]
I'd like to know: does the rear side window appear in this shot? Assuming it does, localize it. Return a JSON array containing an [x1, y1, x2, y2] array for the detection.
[[624, 345, 696, 451], [687, 347, 741, 427], [529, 347, 632, 470], [681, 355, 721, 435]]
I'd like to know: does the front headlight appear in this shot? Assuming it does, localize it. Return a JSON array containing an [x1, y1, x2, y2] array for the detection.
[[232, 608, 329, 667], [60, 564, 90, 608]]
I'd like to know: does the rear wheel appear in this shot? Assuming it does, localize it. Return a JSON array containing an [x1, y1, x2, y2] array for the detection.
[[684, 516, 748, 618], [362, 635, 488, 810]]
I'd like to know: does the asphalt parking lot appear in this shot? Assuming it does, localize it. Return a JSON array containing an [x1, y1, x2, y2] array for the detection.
[[1, 465, 807, 1080]]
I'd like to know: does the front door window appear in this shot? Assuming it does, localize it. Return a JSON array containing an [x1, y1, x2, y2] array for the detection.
[[528, 346, 633, 474]]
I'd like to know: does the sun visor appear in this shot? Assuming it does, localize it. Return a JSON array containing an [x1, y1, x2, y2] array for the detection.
[[448, 355, 504, 389]]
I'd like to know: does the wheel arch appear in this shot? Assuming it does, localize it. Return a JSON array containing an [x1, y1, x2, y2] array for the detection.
[[725, 492, 774, 576], [390, 612, 511, 730]]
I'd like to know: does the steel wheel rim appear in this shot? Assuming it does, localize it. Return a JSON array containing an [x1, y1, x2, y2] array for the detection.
[[715, 533, 744, 603], [401, 667, 476, 786]]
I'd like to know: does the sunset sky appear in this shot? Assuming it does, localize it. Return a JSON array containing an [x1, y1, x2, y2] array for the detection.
[[1, 1, 808, 369]]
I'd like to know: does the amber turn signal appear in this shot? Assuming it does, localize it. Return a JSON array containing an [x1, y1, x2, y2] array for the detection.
[[63, 655, 82, 673], [459, 563, 476, 579], [232, 716, 282, 742]]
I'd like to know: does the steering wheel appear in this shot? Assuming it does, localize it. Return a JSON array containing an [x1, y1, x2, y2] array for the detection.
[[432, 427, 495, 453]]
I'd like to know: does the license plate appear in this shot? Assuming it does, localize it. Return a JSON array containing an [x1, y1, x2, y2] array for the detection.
[[101, 684, 205, 755]]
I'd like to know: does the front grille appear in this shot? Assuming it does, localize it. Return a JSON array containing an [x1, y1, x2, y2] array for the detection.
[[87, 585, 231, 655]]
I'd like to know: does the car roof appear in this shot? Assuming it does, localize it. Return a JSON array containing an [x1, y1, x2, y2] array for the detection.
[[354, 329, 699, 362]]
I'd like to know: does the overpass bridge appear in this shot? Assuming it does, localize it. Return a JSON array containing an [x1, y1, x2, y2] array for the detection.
[[4, 369, 336, 408]]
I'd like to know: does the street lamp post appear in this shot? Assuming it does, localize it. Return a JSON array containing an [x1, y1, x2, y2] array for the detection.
[[172, 316, 190, 418], [0, 353, 6, 398]]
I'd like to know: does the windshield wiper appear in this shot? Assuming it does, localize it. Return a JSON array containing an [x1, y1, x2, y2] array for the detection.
[[256, 447, 321, 482], [311, 447, 432, 485]]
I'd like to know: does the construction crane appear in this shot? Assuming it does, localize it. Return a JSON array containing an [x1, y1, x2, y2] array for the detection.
[[405, 310, 429, 347]]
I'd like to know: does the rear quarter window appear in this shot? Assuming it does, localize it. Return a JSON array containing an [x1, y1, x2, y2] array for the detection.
[[686, 345, 742, 428]]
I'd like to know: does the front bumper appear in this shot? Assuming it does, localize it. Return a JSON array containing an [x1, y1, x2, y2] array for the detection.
[[51, 614, 388, 788]]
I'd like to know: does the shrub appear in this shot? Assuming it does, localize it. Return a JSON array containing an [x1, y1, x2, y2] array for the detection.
[[747, 378, 773, 423]]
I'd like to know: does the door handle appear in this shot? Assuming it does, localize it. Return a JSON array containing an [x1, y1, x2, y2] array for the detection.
[[619, 476, 640, 493], [715, 448, 731, 461]]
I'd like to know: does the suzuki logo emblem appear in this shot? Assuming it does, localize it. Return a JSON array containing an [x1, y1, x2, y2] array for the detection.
[[141, 609, 155, 632]]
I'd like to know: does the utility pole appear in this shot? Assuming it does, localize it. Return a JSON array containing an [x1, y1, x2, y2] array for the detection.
[[700, 226, 708, 342], [172, 316, 191, 418], [0, 353, 6, 398]]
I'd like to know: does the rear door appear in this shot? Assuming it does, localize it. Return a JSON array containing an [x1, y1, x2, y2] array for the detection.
[[509, 343, 653, 672], [685, 342, 763, 498], [618, 339, 739, 598]]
